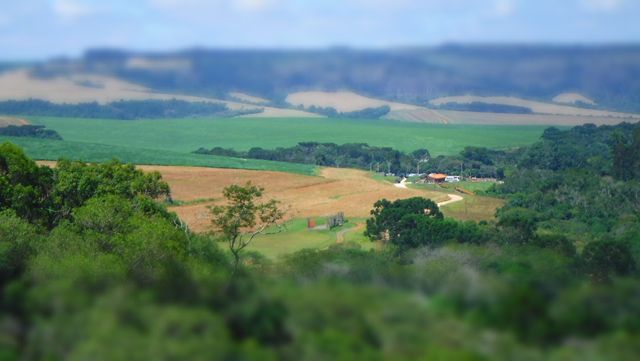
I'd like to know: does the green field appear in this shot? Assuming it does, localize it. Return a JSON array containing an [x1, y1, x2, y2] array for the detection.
[[247, 218, 370, 259], [29, 116, 547, 156], [0, 136, 317, 175]]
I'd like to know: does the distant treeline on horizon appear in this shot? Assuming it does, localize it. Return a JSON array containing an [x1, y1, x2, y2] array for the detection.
[[0, 99, 261, 119]]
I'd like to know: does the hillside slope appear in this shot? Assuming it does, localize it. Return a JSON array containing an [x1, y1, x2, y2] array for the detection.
[[59, 45, 640, 113], [429, 95, 639, 119], [0, 70, 321, 118]]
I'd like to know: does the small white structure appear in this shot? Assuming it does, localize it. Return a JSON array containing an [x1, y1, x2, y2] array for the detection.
[[445, 175, 461, 183]]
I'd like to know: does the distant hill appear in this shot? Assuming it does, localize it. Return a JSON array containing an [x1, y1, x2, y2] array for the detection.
[[28, 45, 640, 113], [429, 95, 639, 119]]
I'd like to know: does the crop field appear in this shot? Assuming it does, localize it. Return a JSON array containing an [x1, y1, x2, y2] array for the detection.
[[145, 164, 504, 257], [136, 164, 503, 235], [439, 110, 633, 126], [139, 165, 452, 233], [1, 136, 316, 174], [28, 116, 548, 156]]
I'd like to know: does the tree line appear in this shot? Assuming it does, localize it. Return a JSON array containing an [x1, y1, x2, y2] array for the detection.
[[0, 99, 263, 119], [195, 141, 430, 174], [433, 101, 534, 114], [302, 105, 391, 119], [0, 124, 62, 140]]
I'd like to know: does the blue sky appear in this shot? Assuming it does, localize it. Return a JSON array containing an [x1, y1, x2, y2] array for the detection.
[[1, 0, 639, 59]]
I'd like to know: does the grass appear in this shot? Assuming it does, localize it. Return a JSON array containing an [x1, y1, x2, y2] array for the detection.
[[408, 182, 504, 222], [409, 181, 494, 194], [369, 172, 398, 184], [440, 195, 505, 222], [247, 218, 371, 259], [435, 181, 497, 194], [0, 136, 317, 175], [29, 116, 547, 156]]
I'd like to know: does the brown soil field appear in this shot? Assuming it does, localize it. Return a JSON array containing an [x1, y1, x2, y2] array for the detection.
[[429, 95, 639, 119], [0, 116, 29, 127], [439, 110, 638, 126], [286, 91, 417, 112], [383, 109, 451, 124], [285, 91, 450, 123], [552, 93, 596, 106], [0, 70, 319, 118], [137, 165, 450, 233]]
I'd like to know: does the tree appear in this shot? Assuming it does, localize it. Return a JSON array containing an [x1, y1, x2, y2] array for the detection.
[[582, 240, 636, 282], [612, 128, 640, 181], [0, 142, 54, 225], [365, 197, 443, 247], [211, 183, 284, 272], [496, 207, 538, 244]]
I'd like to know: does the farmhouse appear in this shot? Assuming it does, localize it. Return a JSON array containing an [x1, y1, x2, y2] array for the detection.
[[427, 173, 447, 183]]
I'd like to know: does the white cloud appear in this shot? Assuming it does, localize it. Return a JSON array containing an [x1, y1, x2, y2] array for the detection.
[[582, 0, 624, 11], [52, 0, 95, 19], [148, 0, 276, 12], [492, 0, 516, 17], [233, 0, 276, 11]]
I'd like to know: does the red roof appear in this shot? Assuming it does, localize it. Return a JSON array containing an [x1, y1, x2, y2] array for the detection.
[[428, 173, 447, 180]]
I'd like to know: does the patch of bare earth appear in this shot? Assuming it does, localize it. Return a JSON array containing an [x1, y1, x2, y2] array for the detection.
[[552, 93, 596, 106], [286, 91, 450, 124], [137, 165, 449, 233], [438, 110, 634, 126], [0, 70, 320, 118], [0, 116, 29, 127], [429, 95, 639, 119]]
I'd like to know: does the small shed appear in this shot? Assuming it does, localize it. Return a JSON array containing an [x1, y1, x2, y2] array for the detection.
[[427, 173, 447, 183]]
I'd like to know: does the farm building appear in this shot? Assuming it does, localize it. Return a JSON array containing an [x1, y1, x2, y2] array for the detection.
[[427, 173, 447, 183]]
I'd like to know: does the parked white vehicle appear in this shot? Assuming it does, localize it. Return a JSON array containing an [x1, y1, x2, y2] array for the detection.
[[445, 175, 461, 183]]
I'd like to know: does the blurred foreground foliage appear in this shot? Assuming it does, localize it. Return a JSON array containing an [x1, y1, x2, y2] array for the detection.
[[1, 138, 639, 360]]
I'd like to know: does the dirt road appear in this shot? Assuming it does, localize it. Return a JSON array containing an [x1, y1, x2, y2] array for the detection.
[[437, 194, 464, 207]]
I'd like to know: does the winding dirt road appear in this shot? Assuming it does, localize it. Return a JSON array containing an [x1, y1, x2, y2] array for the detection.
[[437, 194, 464, 207], [393, 178, 464, 207]]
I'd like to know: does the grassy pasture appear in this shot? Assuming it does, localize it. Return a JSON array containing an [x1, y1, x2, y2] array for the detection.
[[247, 218, 371, 259], [409, 182, 504, 222], [28, 116, 547, 156], [0, 136, 317, 175]]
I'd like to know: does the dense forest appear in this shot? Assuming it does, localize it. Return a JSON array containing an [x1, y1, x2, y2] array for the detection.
[[0, 124, 62, 140], [196, 142, 515, 178], [33, 45, 640, 112], [1, 121, 639, 359], [0, 99, 262, 119], [195, 142, 430, 174]]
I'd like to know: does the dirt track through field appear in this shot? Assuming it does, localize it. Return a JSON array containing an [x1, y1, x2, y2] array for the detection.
[[137, 165, 450, 233]]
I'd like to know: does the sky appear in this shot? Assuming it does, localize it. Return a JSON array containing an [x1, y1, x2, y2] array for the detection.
[[0, 0, 639, 59]]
